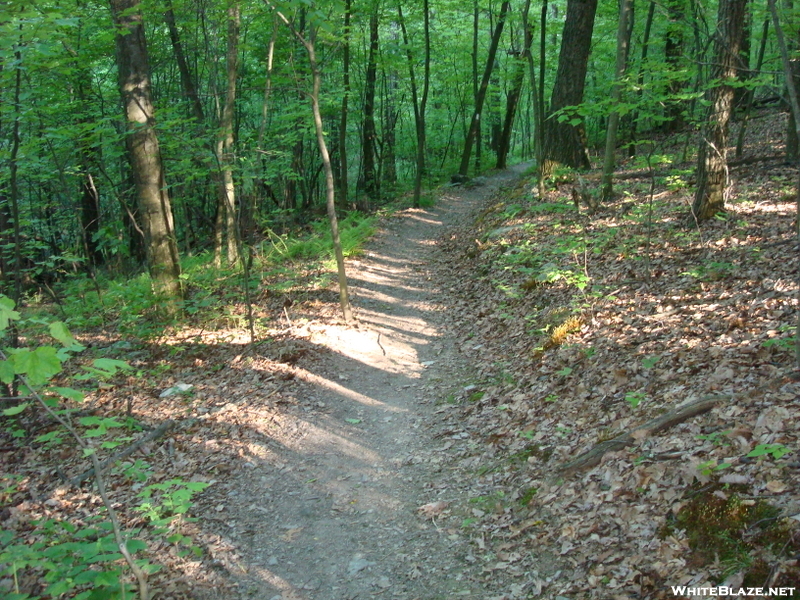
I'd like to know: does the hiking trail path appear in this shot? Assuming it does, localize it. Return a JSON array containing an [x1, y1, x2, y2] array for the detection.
[[197, 164, 553, 600]]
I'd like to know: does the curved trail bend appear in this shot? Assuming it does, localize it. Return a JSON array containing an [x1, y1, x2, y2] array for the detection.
[[199, 164, 540, 600]]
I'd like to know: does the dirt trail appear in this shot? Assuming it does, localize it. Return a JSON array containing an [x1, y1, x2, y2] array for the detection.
[[198, 165, 533, 600]]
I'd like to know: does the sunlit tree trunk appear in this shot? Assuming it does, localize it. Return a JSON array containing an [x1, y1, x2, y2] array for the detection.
[[691, 0, 747, 221], [275, 11, 353, 322], [220, 2, 240, 265], [110, 0, 182, 301]]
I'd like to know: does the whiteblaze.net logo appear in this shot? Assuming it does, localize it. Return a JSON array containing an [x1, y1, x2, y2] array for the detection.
[[671, 587, 796, 597]]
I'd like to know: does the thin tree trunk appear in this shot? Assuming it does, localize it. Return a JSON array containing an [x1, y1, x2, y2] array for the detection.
[[664, 0, 687, 133], [496, 45, 528, 169], [359, 5, 380, 209], [110, 0, 182, 302], [220, 2, 240, 265], [164, 0, 204, 122], [736, 18, 769, 157], [535, 0, 547, 194], [600, 0, 633, 201], [338, 0, 352, 208], [457, 0, 511, 179], [9, 41, 23, 306], [627, 0, 655, 156], [472, 0, 481, 173], [398, 0, 430, 208]]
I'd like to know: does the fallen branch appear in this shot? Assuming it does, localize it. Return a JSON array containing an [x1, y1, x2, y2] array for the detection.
[[555, 395, 728, 476], [70, 419, 175, 486]]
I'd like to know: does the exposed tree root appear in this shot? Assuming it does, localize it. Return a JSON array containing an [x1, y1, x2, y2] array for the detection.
[[554, 395, 728, 476]]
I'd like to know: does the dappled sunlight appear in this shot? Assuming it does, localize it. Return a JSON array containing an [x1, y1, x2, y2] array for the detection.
[[293, 364, 410, 408]]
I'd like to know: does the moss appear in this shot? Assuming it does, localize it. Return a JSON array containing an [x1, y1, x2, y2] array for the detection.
[[662, 485, 797, 582], [518, 487, 538, 506]]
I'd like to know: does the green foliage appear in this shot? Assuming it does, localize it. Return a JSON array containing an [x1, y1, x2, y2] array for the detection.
[[0, 296, 210, 596], [0, 521, 140, 600], [625, 391, 646, 409], [747, 443, 791, 460], [264, 212, 376, 264]]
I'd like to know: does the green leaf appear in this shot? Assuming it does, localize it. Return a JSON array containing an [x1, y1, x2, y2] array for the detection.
[[0, 295, 20, 332], [345, 418, 361, 424], [11, 347, 62, 385], [0, 360, 15, 385], [556, 367, 573, 376], [51, 386, 85, 402], [77, 358, 132, 380], [2, 402, 28, 416], [747, 443, 791, 459], [92, 358, 131, 374], [641, 355, 660, 369], [49, 321, 84, 350]]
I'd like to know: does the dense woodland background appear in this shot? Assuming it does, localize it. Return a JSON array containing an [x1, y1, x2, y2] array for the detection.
[[2, 0, 798, 304]]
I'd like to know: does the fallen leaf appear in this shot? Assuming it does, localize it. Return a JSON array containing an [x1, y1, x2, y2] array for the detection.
[[417, 501, 449, 518]]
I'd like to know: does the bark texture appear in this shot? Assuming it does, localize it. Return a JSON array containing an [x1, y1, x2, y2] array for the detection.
[[542, 0, 598, 171], [692, 0, 748, 221], [111, 0, 182, 300]]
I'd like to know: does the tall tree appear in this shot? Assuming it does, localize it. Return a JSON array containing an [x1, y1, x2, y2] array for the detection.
[[359, 3, 380, 209], [664, 0, 688, 133], [542, 0, 598, 172], [213, 1, 240, 266], [110, 0, 182, 300], [338, 0, 352, 208], [691, 0, 748, 221], [457, 0, 511, 179], [600, 0, 633, 201], [274, 10, 353, 323], [398, 0, 431, 208]]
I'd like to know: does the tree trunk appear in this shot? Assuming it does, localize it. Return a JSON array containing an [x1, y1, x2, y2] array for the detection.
[[338, 0, 352, 208], [164, 0, 204, 122], [691, 0, 748, 221], [398, 0, 430, 208], [496, 45, 528, 169], [664, 0, 687, 133], [381, 67, 398, 187], [543, 0, 597, 175], [110, 0, 182, 301], [275, 10, 353, 322], [626, 0, 655, 156], [219, 2, 240, 265], [359, 6, 380, 209], [457, 0, 511, 178], [735, 18, 769, 157], [600, 0, 633, 201], [542, 0, 598, 172]]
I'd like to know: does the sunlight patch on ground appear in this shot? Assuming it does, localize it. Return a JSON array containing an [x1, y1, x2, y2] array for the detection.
[[294, 365, 407, 411]]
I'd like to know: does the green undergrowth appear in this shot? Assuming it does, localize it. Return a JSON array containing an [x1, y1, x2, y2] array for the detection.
[[44, 211, 376, 339], [0, 297, 209, 599]]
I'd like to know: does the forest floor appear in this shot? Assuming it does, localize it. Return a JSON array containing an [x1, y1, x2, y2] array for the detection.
[[3, 107, 800, 600]]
